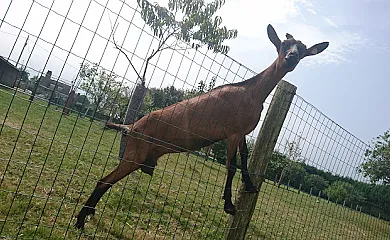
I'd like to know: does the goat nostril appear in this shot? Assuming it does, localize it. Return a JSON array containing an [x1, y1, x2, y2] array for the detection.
[[286, 52, 298, 59]]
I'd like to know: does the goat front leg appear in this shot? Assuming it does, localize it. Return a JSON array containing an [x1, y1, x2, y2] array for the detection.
[[239, 137, 258, 193], [222, 136, 238, 215]]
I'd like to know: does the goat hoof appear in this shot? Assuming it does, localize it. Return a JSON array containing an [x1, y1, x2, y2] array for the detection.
[[224, 204, 237, 215], [75, 207, 95, 229], [75, 217, 85, 230]]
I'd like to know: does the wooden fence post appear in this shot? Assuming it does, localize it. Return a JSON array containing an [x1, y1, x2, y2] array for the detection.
[[119, 83, 147, 160], [274, 175, 278, 185], [225, 80, 297, 240]]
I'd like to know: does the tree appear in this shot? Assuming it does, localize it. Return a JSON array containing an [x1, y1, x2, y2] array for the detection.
[[112, 0, 237, 127], [27, 75, 39, 91], [285, 162, 307, 188], [79, 63, 122, 120], [265, 151, 288, 180], [112, 0, 237, 158], [137, 76, 216, 119], [137, 85, 186, 118], [303, 174, 328, 195], [266, 150, 308, 190], [359, 129, 390, 185], [17, 67, 29, 82], [28, 75, 41, 101], [137, 90, 158, 120], [211, 138, 226, 164], [185, 76, 217, 99], [278, 136, 306, 188], [325, 181, 365, 204], [71, 94, 91, 115], [160, 85, 186, 107], [137, 76, 216, 121], [114, 0, 237, 86], [112, 86, 132, 122]]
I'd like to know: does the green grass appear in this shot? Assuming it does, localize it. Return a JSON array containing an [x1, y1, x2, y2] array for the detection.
[[0, 88, 389, 239]]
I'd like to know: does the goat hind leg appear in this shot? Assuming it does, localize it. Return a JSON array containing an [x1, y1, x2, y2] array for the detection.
[[75, 182, 107, 229], [75, 160, 140, 229], [222, 137, 238, 215], [239, 138, 258, 193]]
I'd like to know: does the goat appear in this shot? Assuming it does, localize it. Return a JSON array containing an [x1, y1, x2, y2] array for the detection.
[[75, 24, 329, 229]]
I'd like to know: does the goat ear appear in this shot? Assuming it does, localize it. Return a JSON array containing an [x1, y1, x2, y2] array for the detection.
[[267, 24, 281, 52], [304, 42, 329, 57]]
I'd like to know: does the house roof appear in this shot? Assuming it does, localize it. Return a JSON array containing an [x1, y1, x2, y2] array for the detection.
[[0, 56, 19, 71]]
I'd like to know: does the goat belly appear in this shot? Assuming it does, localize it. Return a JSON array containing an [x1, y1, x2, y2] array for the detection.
[[175, 138, 216, 151]]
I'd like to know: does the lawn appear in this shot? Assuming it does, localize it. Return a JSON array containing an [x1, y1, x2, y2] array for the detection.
[[0, 88, 389, 239]]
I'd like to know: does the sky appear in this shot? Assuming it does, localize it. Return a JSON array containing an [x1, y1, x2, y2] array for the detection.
[[0, 0, 388, 179], [216, 0, 390, 144]]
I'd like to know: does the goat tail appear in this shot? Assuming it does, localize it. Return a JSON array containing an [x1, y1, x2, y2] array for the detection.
[[105, 121, 131, 132]]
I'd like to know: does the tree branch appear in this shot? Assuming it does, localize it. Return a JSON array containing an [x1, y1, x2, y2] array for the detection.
[[161, 44, 190, 52], [167, 39, 196, 52], [141, 30, 179, 82], [112, 31, 143, 84]]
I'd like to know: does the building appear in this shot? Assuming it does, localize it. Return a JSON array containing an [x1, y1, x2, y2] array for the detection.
[[34, 70, 73, 105], [0, 56, 19, 88], [36, 70, 71, 96]]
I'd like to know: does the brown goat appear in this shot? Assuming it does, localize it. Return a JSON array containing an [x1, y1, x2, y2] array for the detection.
[[75, 24, 329, 229]]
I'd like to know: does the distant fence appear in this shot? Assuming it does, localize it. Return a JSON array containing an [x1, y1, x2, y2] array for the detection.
[[241, 89, 390, 239], [0, 0, 389, 239]]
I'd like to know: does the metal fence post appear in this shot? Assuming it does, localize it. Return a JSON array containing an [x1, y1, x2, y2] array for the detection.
[[118, 83, 147, 160], [225, 80, 297, 240]]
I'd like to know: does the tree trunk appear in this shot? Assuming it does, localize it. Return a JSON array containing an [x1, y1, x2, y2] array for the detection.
[[119, 84, 147, 160], [278, 168, 286, 188]]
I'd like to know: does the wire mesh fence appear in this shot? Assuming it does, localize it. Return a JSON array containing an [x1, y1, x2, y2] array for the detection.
[[0, 0, 389, 239], [244, 95, 390, 240]]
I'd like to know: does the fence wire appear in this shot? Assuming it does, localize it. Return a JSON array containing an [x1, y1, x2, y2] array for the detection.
[[0, 0, 389, 240], [245, 94, 390, 240]]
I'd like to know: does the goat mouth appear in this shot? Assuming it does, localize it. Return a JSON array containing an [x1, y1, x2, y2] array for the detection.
[[285, 57, 298, 67]]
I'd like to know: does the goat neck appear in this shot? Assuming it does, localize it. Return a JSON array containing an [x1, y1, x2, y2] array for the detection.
[[249, 59, 287, 103]]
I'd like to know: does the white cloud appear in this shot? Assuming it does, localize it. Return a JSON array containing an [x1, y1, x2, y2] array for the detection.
[[0, 0, 368, 83], [218, 0, 302, 39], [323, 16, 339, 28], [306, 8, 317, 15], [215, 0, 367, 67], [294, 0, 317, 16], [301, 29, 367, 67]]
